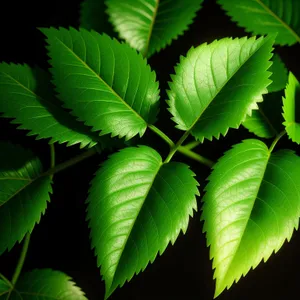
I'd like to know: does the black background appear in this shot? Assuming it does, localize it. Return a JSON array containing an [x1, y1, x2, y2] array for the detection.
[[0, 0, 300, 299]]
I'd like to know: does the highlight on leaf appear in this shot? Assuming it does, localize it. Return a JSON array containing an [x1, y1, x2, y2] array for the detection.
[[106, 0, 204, 57], [218, 0, 300, 46], [0, 62, 102, 149], [0, 142, 52, 256], [283, 72, 300, 144], [243, 90, 285, 138], [80, 0, 116, 37], [86, 145, 199, 299], [201, 139, 300, 297], [8, 269, 87, 299], [40, 27, 160, 141], [167, 35, 275, 143]]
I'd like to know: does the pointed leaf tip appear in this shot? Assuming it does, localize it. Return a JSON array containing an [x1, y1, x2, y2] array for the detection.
[[43, 27, 160, 141], [202, 139, 300, 296], [87, 146, 199, 297], [167, 35, 274, 142]]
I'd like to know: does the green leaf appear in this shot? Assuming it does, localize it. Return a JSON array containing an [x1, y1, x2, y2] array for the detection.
[[41, 27, 160, 141], [80, 0, 116, 37], [201, 139, 300, 297], [0, 142, 52, 255], [283, 72, 300, 144], [243, 90, 284, 138], [167, 35, 274, 142], [86, 145, 199, 299], [8, 269, 87, 299], [268, 54, 288, 93], [218, 0, 300, 46], [0, 63, 100, 148], [0, 279, 10, 297], [106, 0, 204, 57]]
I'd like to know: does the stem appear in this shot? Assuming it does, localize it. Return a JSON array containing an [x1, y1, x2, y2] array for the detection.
[[269, 130, 286, 153], [11, 233, 30, 286], [148, 124, 175, 147], [41, 147, 97, 178], [164, 130, 190, 163], [182, 140, 201, 150], [0, 273, 12, 288], [178, 146, 214, 168]]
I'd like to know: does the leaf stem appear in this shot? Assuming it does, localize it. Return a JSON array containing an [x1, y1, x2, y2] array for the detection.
[[182, 140, 201, 150], [178, 146, 214, 167], [164, 130, 191, 163], [148, 124, 175, 147], [11, 233, 30, 286], [0, 273, 12, 288], [269, 130, 286, 153], [41, 146, 97, 178]]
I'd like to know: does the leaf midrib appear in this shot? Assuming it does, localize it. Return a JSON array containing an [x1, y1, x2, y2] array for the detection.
[[107, 159, 163, 295], [256, 0, 300, 43], [217, 147, 271, 286], [54, 36, 146, 125], [185, 36, 270, 138], [143, 0, 160, 57]]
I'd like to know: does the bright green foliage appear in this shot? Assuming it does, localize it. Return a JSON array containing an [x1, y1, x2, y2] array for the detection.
[[41, 27, 160, 141], [7, 269, 87, 299], [201, 139, 300, 297], [80, 0, 116, 37], [86, 146, 199, 299], [0, 63, 101, 148], [268, 54, 288, 93], [106, 0, 204, 57], [243, 90, 284, 138], [218, 0, 300, 46], [167, 36, 274, 142], [0, 142, 52, 255], [283, 72, 300, 144]]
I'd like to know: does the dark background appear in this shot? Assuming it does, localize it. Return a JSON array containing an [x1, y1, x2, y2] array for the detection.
[[0, 0, 300, 299]]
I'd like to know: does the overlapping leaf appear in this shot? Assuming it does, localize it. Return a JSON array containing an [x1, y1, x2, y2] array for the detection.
[[86, 145, 199, 298], [0, 142, 52, 255], [7, 269, 87, 299], [243, 90, 284, 138], [201, 139, 300, 297], [167, 35, 274, 142], [80, 0, 116, 37], [106, 0, 204, 57], [41, 27, 160, 141], [0, 63, 101, 148], [283, 72, 300, 144], [268, 54, 288, 93], [218, 0, 300, 46]]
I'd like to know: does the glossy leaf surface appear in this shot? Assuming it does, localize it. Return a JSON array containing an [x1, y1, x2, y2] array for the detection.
[[41, 27, 160, 140], [0, 142, 52, 255], [218, 0, 300, 46], [106, 0, 204, 57], [167, 36, 274, 142], [283, 72, 300, 144], [0, 63, 100, 148], [268, 54, 288, 93], [201, 139, 300, 297], [87, 146, 199, 298], [7, 269, 87, 299], [80, 0, 115, 37], [243, 90, 284, 138]]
